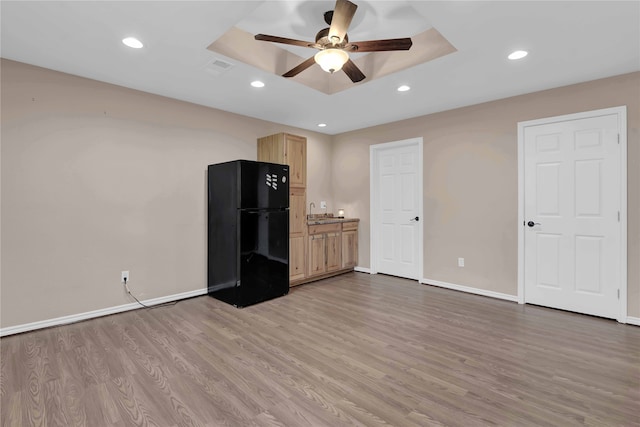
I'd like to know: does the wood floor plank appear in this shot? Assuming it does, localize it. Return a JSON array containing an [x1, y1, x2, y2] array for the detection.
[[0, 335, 20, 400], [1, 272, 639, 426], [58, 373, 88, 426], [42, 379, 70, 426], [107, 375, 162, 427], [1, 392, 23, 427], [95, 382, 122, 425]]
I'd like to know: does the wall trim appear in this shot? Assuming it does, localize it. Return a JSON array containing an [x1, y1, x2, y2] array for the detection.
[[420, 278, 518, 302], [354, 266, 372, 274], [626, 317, 640, 327], [0, 288, 208, 337]]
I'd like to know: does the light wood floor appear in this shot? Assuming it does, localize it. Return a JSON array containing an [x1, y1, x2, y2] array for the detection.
[[2, 272, 639, 426]]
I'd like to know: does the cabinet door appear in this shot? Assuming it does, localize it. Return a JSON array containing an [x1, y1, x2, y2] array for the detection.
[[289, 187, 306, 238], [284, 134, 307, 188], [257, 135, 285, 164], [308, 234, 326, 277], [342, 229, 358, 268], [289, 236, 306, 282], [326, 232, 342, 272]]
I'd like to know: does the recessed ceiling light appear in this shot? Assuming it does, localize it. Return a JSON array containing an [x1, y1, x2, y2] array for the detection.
[[508, 50, 528, 60], [397, 85, 411, 92], [250, 81, 265, 88], [122, 37, 143, 49], [317, 123, 327, 127]]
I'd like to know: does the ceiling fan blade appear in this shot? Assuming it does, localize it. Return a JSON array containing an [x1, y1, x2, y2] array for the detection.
[[283, 56, 317, 78], [329, 0, 357, 44], [342, 59, 365, 83], [346, 38, 413, 52], [255, 34, 315, 48]]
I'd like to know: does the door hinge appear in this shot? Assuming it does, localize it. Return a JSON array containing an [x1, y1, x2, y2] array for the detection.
[[617, 134, 620, 144], [617, 289, 620, 299], [618, 211, 620, 222]]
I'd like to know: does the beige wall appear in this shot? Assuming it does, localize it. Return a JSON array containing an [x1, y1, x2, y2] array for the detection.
[[332, 72, 640, 317], [0, 59, 332, 328], [2, 59, 638, 330]]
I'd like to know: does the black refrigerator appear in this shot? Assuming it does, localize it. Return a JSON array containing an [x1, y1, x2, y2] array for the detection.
[[207, 160, 289, 307]]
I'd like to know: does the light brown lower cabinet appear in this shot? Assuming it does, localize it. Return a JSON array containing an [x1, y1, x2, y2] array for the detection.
[[307, 222, 341, 278], [326, 232, 342, 272], [308, 233, 326, 277], [296, 220, 359, 285], [289, 236, 306, 281], [342, 230, 358, 268]]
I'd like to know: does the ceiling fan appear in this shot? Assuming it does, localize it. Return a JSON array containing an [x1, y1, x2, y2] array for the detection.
[[254, 0, 413, 83]]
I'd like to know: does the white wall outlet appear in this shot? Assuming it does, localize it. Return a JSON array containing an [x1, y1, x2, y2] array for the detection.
[[458, 258, 465, 267], [320, 201, 327, 209], [121, 271, 130, 283]]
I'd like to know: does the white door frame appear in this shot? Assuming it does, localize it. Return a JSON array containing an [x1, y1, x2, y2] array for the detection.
[[370, 137, 424, 279], [517, 106, 627, 323]]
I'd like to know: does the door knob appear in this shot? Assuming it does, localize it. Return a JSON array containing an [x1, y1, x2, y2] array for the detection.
[[410, 216, 419, 222], [527, 221, 541, 227]]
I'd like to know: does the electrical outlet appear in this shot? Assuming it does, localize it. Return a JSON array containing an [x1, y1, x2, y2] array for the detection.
[[320, 201, 327, 209], [121, 271, 129, 283], [458, 258, 464, 267]]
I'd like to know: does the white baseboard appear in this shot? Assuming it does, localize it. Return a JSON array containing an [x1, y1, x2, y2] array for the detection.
[[0, 288, 208, 337], [354, 266, 372, 274], [626, 317, 640, 326], [420, 278, 518, 302]]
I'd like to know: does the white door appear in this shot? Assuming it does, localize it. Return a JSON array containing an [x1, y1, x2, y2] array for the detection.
[[371, 139, 423, 280], [522, 110, 624, 319]]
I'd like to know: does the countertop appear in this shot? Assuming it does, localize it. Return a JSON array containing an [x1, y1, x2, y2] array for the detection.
[[306, 217, 360, 225]]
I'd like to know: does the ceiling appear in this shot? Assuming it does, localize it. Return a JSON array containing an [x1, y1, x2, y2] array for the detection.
[[1, 1, 638, 135]]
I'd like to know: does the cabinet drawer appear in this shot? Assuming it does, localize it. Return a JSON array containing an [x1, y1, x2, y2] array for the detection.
[[308, 223, 341, 235], [342, 221, 358, 231]]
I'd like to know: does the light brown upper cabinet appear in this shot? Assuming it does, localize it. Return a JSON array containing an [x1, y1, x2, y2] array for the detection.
[[257, 133, 306, 188]]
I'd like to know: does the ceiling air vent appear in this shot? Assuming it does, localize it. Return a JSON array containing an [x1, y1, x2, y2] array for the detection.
[[205, 58, 234, 76]]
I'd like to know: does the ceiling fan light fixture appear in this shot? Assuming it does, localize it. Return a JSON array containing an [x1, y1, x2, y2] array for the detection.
[[314, 48, 349, 74]]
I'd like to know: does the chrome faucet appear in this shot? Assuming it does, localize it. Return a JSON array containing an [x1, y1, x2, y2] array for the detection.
[[309, 202, 315, 215]]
